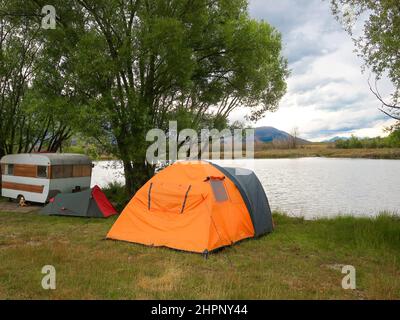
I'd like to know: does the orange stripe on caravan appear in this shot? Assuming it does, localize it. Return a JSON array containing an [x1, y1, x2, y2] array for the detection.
[[2, 182, 44, 194]]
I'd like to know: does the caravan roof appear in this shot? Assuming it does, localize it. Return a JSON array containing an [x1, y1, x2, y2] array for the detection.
[[0, 153, 92, 166]]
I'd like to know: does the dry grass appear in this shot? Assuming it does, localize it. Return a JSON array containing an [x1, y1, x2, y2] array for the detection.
[[254, 143, 400, 159], [0, 211, 399, 299]]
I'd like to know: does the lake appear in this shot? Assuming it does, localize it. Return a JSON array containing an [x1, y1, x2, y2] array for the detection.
[[91, 158, 400, 219]]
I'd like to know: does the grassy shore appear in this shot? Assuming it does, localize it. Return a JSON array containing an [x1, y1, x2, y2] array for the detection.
[[0, 210, 399, 299], [254, 144, 400, 159], [90, 144, 400, 161]]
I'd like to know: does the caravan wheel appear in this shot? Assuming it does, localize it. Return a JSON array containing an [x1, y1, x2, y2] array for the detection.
[[17, 195, 27, 207]]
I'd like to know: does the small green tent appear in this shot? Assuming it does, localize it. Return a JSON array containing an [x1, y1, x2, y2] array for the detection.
[[40, 185, 118, 218]]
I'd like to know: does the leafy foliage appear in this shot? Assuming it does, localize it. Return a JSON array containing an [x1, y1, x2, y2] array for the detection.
[[0, 1, 288, 194], [7, 0, 288, 194], [330, 0, 400, 120], [0, 0, 74, 157], [102, 181, 130, 212]]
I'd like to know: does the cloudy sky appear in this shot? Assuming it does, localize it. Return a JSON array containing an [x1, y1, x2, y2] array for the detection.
[[230, 0, 396, 141]]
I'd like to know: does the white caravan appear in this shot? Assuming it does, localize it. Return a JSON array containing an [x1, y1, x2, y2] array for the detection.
[[1, 153, 93, 203]]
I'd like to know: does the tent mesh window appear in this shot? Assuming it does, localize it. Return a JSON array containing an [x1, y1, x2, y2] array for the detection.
[[209, 180, 228, 202]]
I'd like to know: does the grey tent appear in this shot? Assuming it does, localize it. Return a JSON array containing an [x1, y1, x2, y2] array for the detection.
[[40, 185, 118, 218], [210, 164, 273, 236]]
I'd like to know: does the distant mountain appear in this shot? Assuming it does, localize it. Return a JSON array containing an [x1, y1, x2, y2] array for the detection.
[[254, 126, 310, 144]]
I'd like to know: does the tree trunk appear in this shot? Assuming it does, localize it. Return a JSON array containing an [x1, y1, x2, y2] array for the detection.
[[0, 147, 4, 195], [123, 158, 155, 196]]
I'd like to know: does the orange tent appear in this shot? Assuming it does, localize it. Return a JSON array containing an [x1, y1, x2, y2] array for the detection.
[[107, 161, 273, 253]]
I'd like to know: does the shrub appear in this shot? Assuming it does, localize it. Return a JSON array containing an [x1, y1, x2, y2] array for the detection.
[[335, 130, 400, 149], [102, 182, 130, 212], [387, 129, 400, 147]]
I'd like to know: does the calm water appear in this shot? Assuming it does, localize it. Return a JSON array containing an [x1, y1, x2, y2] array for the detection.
[[92, 158, 400, 219]]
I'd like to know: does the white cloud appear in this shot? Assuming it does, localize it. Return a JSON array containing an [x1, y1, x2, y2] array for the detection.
[[230, 0, 397, 141]]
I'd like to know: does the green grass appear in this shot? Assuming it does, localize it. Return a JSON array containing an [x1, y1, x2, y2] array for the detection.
[[0, 211, 399, 299]]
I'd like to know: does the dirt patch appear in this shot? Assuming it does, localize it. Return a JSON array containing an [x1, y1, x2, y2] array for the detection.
[[0, 201, 41, 213]]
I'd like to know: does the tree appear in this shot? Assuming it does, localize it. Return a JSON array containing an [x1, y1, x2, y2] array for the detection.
[[330, 0, 400, 120], [289, 126, 299, 149], [0, 4, 36, 159], [0, 0, 74, 159], [0, 2, 75, 193], [11, 0, 288, 195]]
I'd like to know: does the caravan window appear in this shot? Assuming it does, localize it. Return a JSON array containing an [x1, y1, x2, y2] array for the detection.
[[63, 165, 73, 177], [72, 165, 92, 177], [37, 166, 48, 178], [5, 164, 14, 176], [51, 165, 73, 178], [50, 164, 91, 179], [51, 166, 63, 178]]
